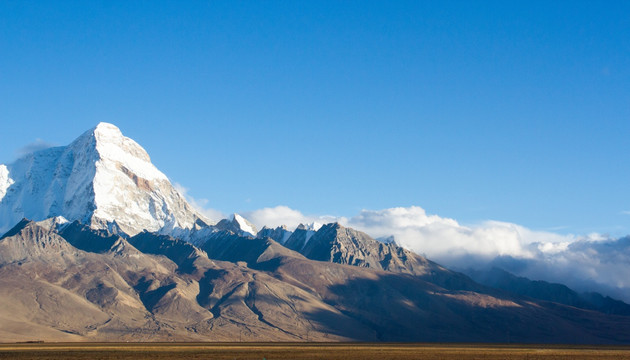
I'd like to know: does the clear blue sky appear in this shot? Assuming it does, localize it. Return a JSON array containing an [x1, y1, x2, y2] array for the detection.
[[1, 1, 629, 235]]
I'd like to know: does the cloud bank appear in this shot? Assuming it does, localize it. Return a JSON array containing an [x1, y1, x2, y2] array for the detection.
[[244, 206, 342, 230], [244, 205, 630, 302]]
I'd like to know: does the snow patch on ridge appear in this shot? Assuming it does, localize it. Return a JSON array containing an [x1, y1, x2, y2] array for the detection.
[[0, 165, 13, 202], [281, 230, 292, 244], [304, 223, 322, 244], [297, 222, 322, 246], [35, 216, 69, 232], [233, 213, 258, 237]]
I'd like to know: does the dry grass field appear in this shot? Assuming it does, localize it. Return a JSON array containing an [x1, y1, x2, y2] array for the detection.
[[1, 343, 630, 360]]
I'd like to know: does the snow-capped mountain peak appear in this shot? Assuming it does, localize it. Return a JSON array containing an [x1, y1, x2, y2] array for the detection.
[[232, 213, 257, 237], [0, 122, 211, 236], [214, 213, 258, 237], [88, 122, 167, 181]]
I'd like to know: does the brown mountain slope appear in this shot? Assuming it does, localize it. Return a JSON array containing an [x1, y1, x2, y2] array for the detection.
[[176, 227, 630, 343], [2, 220, 630, 343], [0, 221, 372, 342], [269, 255, 630, 343]]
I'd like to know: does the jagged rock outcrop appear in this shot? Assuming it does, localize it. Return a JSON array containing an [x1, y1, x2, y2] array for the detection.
[[283, 223, 320, 251], [0, 218, 77, 263], [214, 213, 258, 238], [296, 223, 434, 275], [290, 222, 483, 292], [257, 225, 292, 244]]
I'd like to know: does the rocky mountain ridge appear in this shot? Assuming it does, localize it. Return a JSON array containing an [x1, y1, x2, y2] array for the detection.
[[3, 218, 630, 343], [2, 123, 630, 343]]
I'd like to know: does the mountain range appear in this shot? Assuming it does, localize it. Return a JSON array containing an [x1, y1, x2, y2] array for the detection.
[[1, 123, 629, 343]]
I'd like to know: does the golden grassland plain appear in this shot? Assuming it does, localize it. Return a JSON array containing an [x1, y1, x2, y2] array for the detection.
[[1, 343, 630, 360]]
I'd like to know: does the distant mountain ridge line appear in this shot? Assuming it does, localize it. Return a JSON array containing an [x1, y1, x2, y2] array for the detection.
[[2, 123, 630, 342], [2, 216, 630, 343]]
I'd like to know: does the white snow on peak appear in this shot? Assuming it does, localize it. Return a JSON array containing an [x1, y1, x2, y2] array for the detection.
[[83, 122, 167, 181], [305, 222, 323, 231], [232, 213, 258, 237], [0, 123, 210, 236], [35, 216, 69, 232], [94, 122, 123, 137], [0, 165, 13, 202]]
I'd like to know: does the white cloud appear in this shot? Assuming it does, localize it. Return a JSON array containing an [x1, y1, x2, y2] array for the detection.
[[343, 207, 571, 263], [348, 208, 630, 301], [240, 204, 630, 301], [243, 205, 573, 261], [243, 205, 342, 230], [173, 183, 225, 222], [342, 207, 630, 300], [512, 236, 630, 301]]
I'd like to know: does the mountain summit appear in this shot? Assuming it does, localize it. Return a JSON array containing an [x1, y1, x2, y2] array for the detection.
[[0, 122, 211, 236]]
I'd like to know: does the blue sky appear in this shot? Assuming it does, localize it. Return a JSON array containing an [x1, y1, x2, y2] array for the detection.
[[1, 1, 629, 236]]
